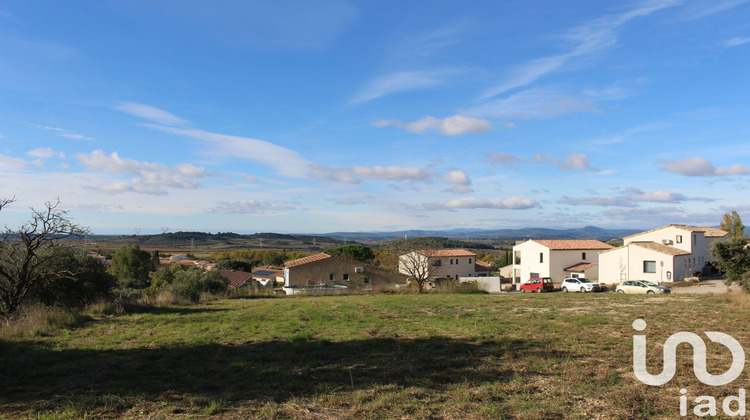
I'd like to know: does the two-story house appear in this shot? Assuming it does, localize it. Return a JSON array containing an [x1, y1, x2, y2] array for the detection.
[[597, 224, 727, 284], [285, 253, 407, 290], [511, 239, 614, 285], [398, 249, 482, 288]]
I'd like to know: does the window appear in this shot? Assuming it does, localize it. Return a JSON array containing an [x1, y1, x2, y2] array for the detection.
[[540, 253, 544, 263], [644, 261, 656, 273], [469, 258, 472, 264], [329, 274, 334, 281], [582, 252, 587, 260], [676, 235, 682, 244], [363, 277, 370, 284], [450, 259, 453, 265], [433, 259, 442, 267], [343, 274, 350, 281]]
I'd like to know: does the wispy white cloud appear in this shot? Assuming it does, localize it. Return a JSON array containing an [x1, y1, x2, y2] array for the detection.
[[75, 150, 214, 195], [561, 188, 704, 208], [418, 197, 538, 211], [309, 164, 435, 185], [677, 0, 747, 21], [352, 165, 434, 182], [625, 188, 690, 202], [660, 157, 750, 176], [26, 147, 65, 160], [116, 102, 190, 126], [0, 153, 27, 169], [209, 200, 297, 215], [351, 70, 454, 104], [372, 114, 492, 135], [485, 152, 523, 168], [534, 153, 600, 171], [29, 124, 94, 140], [143, 124, 313, 178], [726, 37, 750, 47], [560, 195, 635, 207], [465, 87, 599, 119], [481, 0, 680, 99]]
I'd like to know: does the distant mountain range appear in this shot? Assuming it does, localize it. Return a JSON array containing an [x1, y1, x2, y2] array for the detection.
[[320, 226, 642, 242], [86, 226, 641, 251]]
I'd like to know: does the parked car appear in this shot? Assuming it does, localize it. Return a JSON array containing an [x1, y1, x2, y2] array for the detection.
[[520, 277, 555, 293], [615, 280, 671, 294], [561, 277, 601, 293]]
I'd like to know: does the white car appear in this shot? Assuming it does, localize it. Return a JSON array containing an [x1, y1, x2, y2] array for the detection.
[[616, 280, 671, 294], [561, 277, 601, 293]]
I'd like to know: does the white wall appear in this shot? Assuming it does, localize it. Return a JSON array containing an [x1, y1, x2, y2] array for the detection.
[[512, 241, 550, 282], [512, 240, 605, 283], [625, 226, 693, 252], [598, 245, 681, 284]]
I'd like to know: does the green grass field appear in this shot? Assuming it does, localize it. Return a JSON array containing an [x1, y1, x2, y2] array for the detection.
[[2, 292, 749, 419]]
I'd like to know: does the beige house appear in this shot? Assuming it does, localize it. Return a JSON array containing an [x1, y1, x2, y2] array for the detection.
[[598, 225, 727, 284], [284, 253, 406, 290], [511, 239, 614, 285], [398, 249, 483, 284]]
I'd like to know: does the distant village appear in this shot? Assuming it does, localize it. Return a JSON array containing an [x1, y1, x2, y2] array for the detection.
[[125, 223, 726, 295]]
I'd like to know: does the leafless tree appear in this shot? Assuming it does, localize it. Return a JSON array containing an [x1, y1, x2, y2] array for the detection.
[[398, 249, 446, 292], [0, 198, 89, 317]]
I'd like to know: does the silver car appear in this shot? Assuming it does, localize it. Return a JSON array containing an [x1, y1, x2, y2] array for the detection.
[[561, 277, 601, 293]]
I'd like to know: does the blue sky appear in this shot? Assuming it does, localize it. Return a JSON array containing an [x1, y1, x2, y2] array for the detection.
[[1, 0, 750, 234]]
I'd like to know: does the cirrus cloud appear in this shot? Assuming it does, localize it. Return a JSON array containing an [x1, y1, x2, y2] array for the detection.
[[418, 196, 538, 211], [372, 114, 492, 136]]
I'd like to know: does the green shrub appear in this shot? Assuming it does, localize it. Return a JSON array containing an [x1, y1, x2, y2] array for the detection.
[[147, 267, 228, 303], [29, 247, 117, 309]]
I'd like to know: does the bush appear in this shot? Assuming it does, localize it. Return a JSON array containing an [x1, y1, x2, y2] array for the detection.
[[147, 267, 228, 303], [29, 247, 117, 309]]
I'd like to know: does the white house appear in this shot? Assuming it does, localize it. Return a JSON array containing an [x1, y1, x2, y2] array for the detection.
[[598, 225, 727, 285], [511, 239, 614, 285]]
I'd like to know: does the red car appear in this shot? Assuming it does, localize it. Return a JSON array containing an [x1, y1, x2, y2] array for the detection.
[[520, 277, 554, 293]]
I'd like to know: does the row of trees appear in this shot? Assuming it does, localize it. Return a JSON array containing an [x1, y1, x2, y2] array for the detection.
[[0, 199, 234, 318]]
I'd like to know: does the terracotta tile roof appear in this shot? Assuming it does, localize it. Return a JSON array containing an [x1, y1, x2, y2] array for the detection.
[[285, 253, 406, 278], [689, 226, 728, 238], [630, 241, 692, 256], [285, 253, 332, 268], [624, 224, 728, 239], [531, 239, 614, 250], [564, 262, 598, 272], [219, 269, 254, 288], [416, 249, 477, 257]]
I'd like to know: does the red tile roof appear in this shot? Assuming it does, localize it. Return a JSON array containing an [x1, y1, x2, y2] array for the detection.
[[624, 224, 728, 239], [630, 241, 692, 256], [219, 269, 254, 288], [416, 249, 477, 257], [285, 253, 332, 268], [531, 239, 613, 250], [564, 262, 598, 272]]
